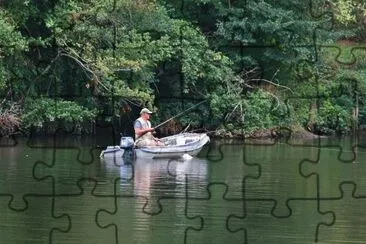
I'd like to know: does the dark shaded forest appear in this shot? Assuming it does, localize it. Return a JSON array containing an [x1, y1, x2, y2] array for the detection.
[[1, 0, 366, 138]]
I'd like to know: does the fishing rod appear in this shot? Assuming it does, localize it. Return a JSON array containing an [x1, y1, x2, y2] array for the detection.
[[154, 100, 207, 130]]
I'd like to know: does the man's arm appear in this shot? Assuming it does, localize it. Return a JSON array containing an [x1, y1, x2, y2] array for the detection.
[[134, 127, 154, 137], [134, 120, 154, 138]]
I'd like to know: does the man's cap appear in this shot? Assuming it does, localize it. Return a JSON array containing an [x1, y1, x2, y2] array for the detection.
[[140, 108, 153, 114]]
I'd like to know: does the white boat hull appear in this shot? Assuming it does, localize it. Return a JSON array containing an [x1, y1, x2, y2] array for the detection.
[[134, 133, 210, 159], [99, 146, 124, 158]]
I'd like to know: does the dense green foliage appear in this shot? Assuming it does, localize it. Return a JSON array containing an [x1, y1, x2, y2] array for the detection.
[[1, 0, 365, 137], [21, 98, 97, 133]]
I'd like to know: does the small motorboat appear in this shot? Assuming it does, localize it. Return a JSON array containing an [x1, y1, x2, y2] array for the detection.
[[100, 133, 210, 159], [134, 133, 210, 159]]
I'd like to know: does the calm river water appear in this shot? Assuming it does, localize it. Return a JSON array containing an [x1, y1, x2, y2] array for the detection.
[[1, 134, 366, 243]]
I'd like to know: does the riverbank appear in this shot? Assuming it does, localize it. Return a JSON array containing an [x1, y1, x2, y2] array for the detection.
[[210, 125, 323, 140]]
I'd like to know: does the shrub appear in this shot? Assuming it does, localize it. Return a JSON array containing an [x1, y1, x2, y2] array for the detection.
[[21, 98, 97, 134], [0, 103, 21, 136]]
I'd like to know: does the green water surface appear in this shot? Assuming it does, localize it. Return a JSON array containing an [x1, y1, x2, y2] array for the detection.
[[1, 135, 366, 243]]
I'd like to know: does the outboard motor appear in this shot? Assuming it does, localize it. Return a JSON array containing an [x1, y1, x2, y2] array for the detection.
[[120, 136, 134, 149]]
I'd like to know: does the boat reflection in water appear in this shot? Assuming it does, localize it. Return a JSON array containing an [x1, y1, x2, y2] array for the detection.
[[101, 150, 209, 198], [99, 148, 210, 243], [100, 151, 209, 242]]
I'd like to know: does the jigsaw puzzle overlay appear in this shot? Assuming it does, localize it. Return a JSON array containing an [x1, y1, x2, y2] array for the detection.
[[1, 0, 366, 243]]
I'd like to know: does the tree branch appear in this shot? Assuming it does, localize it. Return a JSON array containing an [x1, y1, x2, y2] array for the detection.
[[247, 78, 293, 93], [60, 52, 111, 93]]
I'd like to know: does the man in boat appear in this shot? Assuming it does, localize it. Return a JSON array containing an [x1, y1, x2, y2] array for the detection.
[[134, 108, 165, 147]]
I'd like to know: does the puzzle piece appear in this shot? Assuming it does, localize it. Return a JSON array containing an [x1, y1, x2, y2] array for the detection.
[[214, 0, 333, 47], [314, 45, 366, 156], [0, 195, 70, 243], [301, 144, 366, 199], [204, 140, 259, 199], [51, 179, 116, 244], [243, 136, 320, 216], [319, 45, 359, 65], [33, 147, 133, 196], [27, 132, 101, 163], [227, 198, 334, 243], [186, 183, 244, 244], [97, 197, 202, 244], [0, 138, 54, 210], [317, 183, 366, 243], [97, 175, 202, 244]]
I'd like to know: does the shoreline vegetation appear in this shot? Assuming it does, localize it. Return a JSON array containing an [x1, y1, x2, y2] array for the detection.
[[0, 115, 356, 141], [1, 1, 366, 140]]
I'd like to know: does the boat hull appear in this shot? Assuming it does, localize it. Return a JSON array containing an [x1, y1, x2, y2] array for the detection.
[[99, 146, 124, 158], [134, 133, 210, 159]]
